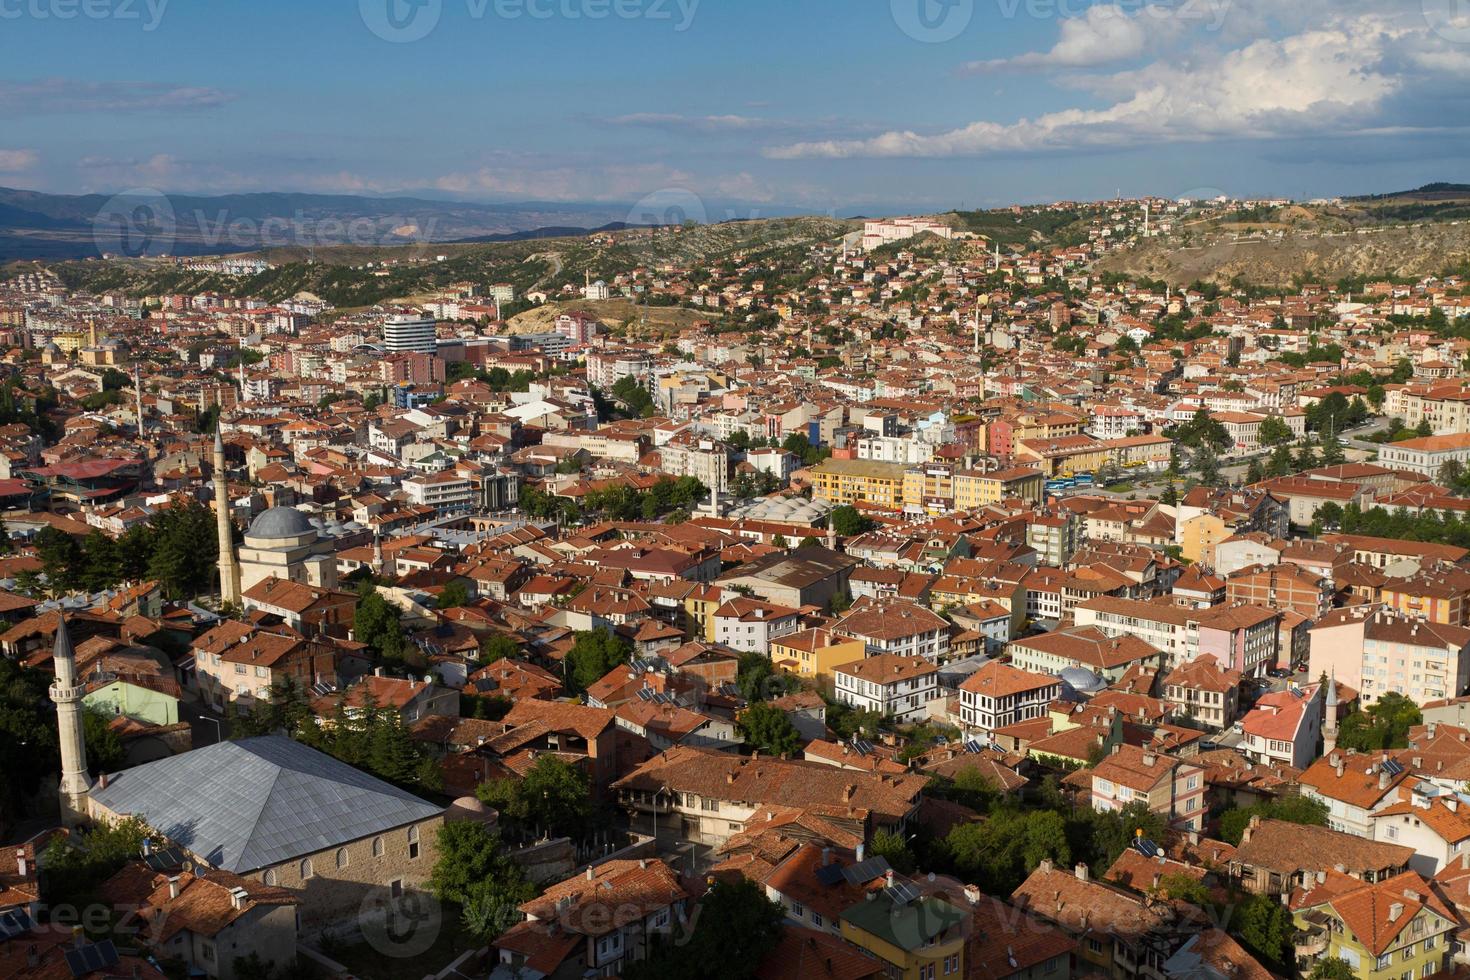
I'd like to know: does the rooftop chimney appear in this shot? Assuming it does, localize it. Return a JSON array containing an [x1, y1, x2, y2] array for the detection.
[[167, 876, 181, 900], [1075, 863, 1089, 882], [15, 849, 26, 878], [1388, 902, 1404, 922]]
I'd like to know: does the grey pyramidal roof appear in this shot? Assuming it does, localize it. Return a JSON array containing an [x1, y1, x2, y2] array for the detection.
[[89, 735, 441, 872]]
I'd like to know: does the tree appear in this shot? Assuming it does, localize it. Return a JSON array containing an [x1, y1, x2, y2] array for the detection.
[[564, 628, 631, 694], [43, 815, 153, 902], [1320, 429, 1346, 466], [436, 580, 471, 610], [35, 526, 83, 592], [829, 505, 873, 537], [736, 702, 801, 756], [478, 633, 520, 664], [83, 707, 125, 775], [428, 819, 533, 920], [944, 808, 1070, 894], [1219, 795, 1328, 846], [1236, 892, 1292, 968], [1244, 459, 1264, 484], [626, 877, 784, 980], [1257, 414, 1293, 447], [354, 587, 407, 664], [1308, 958, 1358, 980], [1196, 448, 1222, 488], [1336, 692, 1421, 751], [477, 755, 595, 840], [736, 651, 797, 702], [869, 828, 916, 874], [1440, 459, 1466, 487]]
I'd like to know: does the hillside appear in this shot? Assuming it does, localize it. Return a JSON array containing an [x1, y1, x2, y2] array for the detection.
[[1097, 200, 1470, 286], [17, 214, 855, 311], [0, 186, 650, 261]]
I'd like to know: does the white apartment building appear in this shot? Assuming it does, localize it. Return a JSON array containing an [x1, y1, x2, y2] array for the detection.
[[855, 435, 935, 466], [832, 654, 941, 722], [1376, 433, 1470, 478], [382, 314, 437, 354], [403, 470, 475, 513], [957, 661, 1060, 737]]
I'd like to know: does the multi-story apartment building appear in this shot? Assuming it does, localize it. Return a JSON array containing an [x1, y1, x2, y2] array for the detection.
[[808, 457, 906, 509], [1225, 562, 1333, 620], [657, 432, 732, 494], [712, 596, 801, 654], [951, 466, 1046, 509], [1006, 626, 1164, 684], [835, 598, 950, 662], [957, 661, 1060, 737], [1309, 605, 1470, 706], [1162, 655, 1241, 730], [1073, 596, 1279, 676], [832, 654, 941, 722], [402, 469, 475, 512], [1238, 688, 1322, 770], [1085, 744, 1207, 832]]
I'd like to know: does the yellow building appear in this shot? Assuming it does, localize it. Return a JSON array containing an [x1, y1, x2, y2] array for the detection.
[[1177, 512, 1227, 566], [902, 464, 955, 514], [769, 627, 865, 690], [952, 466, 1045, 509], [1014, 436, 1110, 478], [1291, 872, 1452, 980], [808, 458, 906, 509], [840, 892, 967, 980], [683, 583, 723, 642]]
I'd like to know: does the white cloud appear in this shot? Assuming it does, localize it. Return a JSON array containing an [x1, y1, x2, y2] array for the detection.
[[961, 5, 1154, 74], [768, 16, 1432, 160], [0, 149, 38, 172]]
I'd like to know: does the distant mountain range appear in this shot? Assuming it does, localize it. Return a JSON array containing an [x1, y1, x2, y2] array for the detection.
[[0, 187, 674, 261]]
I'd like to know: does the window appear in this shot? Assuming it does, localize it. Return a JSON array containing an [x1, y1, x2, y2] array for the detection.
[[812, 912, 823, 928], [390, 879, 403, 898], [791, 901, 804, 917], [1087, 937, 1104, 954], [300, 858, 313, 879], [408, 826, 420, 860], [262, 869, 276, 886], [201, 942, 215, 962], [336, 847, 349, 869], [1424, 935, 1437, 951], [372, 836, 384, 858]]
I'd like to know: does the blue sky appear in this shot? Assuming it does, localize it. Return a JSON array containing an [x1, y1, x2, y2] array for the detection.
[[1, 0, 1468, 212]]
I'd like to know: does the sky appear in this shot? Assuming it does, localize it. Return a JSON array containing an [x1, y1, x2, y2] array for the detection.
[[2, 0, 1469, 214]]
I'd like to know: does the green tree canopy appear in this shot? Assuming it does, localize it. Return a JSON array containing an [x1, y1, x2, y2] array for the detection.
[[736, 702, 801, 756]]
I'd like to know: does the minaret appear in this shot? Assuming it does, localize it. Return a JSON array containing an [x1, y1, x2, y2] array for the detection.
[[50, 617, 93, 827], [213, 430, 241, 606], [133, 365, 145, 433], [1322, 669, 1338, 754], [371, 529, 384, 577]]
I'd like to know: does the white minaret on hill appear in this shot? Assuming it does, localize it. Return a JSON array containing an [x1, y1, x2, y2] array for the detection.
[[50, 617, 93, 827], [213, 429, 242, 606]]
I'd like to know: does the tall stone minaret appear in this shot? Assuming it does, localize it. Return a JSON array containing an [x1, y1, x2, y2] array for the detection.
[[50, 617, 92, 827], [133, 365, 145, 433], [1321, 669, 1339, 755], [213, 430, 241, 606]]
